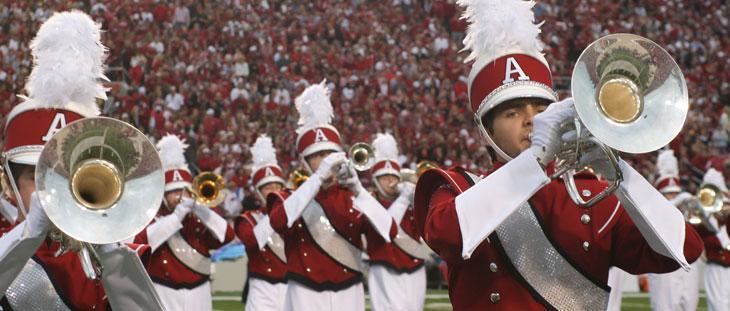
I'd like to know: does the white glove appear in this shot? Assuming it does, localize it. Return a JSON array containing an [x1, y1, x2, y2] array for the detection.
[[192, 202, 229, 243], [670, 192, 694, 206], [389, 183, 415, 223], [338, 163, 364, 196], [173, 197, 195, 221], [313, 152, 347, 182], [26, 193, 52, 238], [528, 98, 577, 166]]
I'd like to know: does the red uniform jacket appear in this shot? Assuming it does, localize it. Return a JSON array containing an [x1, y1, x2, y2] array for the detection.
[[235, 210, 287, 283], [414, 165, 704, 310], [695, 219, 730, 267], [365, 195, 424, 273], [135, 208, 235, 289], [0, 240, 150, 311], [268, 185, 397, 291]]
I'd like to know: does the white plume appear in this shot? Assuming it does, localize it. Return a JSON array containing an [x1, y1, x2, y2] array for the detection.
[[157, 134, 188, 170], [656, 149, 679, 177], [372, 133, 399, 162], [24, 10, 108, 117], [296, 79, 333, 134], [703, 168, 728, 193], [251, 134, 279, 171], [458, 0, 545, 63]]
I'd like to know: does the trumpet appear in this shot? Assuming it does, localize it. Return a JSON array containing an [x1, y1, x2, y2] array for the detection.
[[288, 169, 310, 190], [349, 142, 375, 171], [676, 184, 728, 232], [401, 160, 439, 184], [554, 33, 689, 207], [35, 117, 165, 279], [190, 172, 226, 207]]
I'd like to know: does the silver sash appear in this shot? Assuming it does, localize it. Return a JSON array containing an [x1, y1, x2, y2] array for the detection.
[[301, 200, 363, 272], [252, 213, 287, 263], [5, 259, 70, 311], [464, 173, 609, 310], [393, 225, 430, 260], [167, 232, 211, 275]]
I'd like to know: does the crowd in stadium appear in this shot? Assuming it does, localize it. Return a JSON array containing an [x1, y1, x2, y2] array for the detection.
[[1, 0, 729, 204]]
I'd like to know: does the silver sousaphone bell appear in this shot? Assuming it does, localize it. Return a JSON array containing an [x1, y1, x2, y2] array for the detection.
[[555, 33, 689, 207], [35, 117, 164, 278]]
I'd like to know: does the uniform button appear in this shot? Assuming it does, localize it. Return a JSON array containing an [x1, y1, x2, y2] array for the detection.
[[163, 260, 168, 264], [490, 292, 500, 303], [264, 258, 270, 263], [489, 262, 498, 272], [306, 268, 311, 272], [349, 223, 354, 227], [195, 228, 200, 233], [165, 272, 170, 277], [343, 268, 348, 272], [267, 268, 272, 272], [349, 208, 354, 213], [582, 241, 590, 251], [580, 214, 591, 224], [301, 238, 305, 242], [303, 252, 308, 257], [298, 223, 303, 228], [582, 189, 592, 197], [410, 216, 414, 220], [197, 219, 201, 223]]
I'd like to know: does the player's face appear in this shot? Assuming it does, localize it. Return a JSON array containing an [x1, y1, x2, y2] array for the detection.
[[485, 99, 549, 161], [306, 150, 334, 172], [376, 175, 400, 198], [10, 164, 36, 221], [164, 188, 190, 210], [259, 182, 283, 198]]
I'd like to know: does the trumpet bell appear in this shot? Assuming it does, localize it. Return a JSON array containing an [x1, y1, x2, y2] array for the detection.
[[192, 172, 226, 207], [35, 117, 164, 244], [572, 33, 688, 154], [349, 142, 375, 171]]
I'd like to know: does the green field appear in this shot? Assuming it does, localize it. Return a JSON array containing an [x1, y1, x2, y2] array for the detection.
[[212, 290, 707, 310]]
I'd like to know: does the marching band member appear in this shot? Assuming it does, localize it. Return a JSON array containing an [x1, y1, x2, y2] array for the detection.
[[647, 150, 701, 310], [413, 0, 703, 309], [695, 168, 730, 311], [0, 11, 163, 310], [134, 134, 235, 311], [234, 134, 288, 310], [365, 133, 426, 311], [267, 81, 397, 311]]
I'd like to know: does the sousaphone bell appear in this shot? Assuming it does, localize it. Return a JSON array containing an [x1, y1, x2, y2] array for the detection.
[[555, 33, 689, 207]]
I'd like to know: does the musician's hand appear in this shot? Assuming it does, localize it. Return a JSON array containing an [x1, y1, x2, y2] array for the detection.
[[28, 192, 52, 237], [528, 98, 576, 167], [397, 182, 416, 202], [314, 152, 347, 182], [339, 164, 364, 196], [173, 197, 194, 221]]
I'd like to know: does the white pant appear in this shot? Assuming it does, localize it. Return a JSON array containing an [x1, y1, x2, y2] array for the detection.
[[245, 278, 287, 311], [284, 280, 364, 311], [153, 281, 211, 311], [648, 261, 700, 311], [606, 267, 626, 311], [706, 264, 730, 311], [367, 265, 426, 311]]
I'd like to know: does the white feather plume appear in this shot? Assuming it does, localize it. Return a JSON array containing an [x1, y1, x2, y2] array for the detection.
[[372, 133, 399, 162], [703, 168, 728, 193], [251, 134, 279, 171], [24, 10, 108, 117], [157, 134, 188, 170], [656, 149, 679, 177], [295, 79, 333, 134], [458, 0, 545, 63]]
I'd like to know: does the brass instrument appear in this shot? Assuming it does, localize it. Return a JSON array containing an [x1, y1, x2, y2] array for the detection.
[[401, 160, 439, 184], [348, 142, 375, 171], [554, 33, 689, 207], [191, 172, 226, 207], [676, 184, 728, 232], [35, 117, 164, 279], [288, 169, 310, 190]]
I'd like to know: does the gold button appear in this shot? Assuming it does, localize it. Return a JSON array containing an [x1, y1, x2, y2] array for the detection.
[[582, 241, 590, 251], [580, 214, 591, 224], [490, 293, 500, 303]]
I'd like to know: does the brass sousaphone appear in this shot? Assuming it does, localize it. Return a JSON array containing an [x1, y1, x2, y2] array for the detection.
[[555, 33, 689, 207], [35, 117, 164, 278]]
